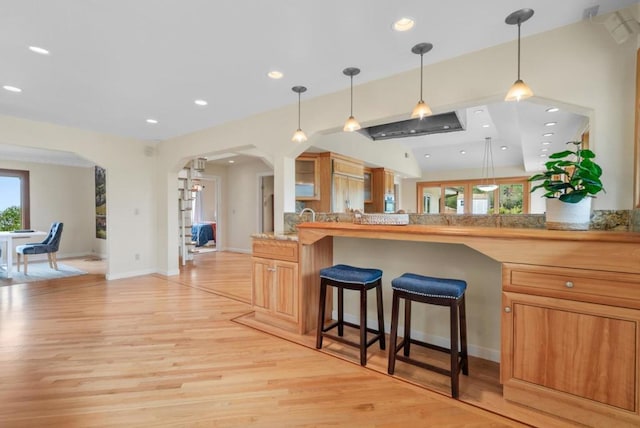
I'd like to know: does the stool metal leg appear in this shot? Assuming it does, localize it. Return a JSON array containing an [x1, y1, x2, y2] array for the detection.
[[316, 279, 328, 349], [459, 295, 469, 376], [376, 280, 386, 350], [450, 300, 460, 399], [403, 299, 412, 357], [387, 291, 401, 375], [360, 285, 368, 366], [338, 287, 344, 336]]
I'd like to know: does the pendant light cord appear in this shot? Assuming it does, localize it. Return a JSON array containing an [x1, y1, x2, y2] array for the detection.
[[297, 92, 302, 128], [419, 53, 424, 102], [349, 76, 354, 116], [517, 21, 521, 80], [482, 137, 496, 186]]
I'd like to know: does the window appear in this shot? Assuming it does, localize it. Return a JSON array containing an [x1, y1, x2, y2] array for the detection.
[[417, 177, 529, 214], [0, 169, 30, 231]]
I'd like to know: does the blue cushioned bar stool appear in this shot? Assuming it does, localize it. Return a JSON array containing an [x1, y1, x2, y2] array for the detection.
[[316, 264, 385, 366], [387, 273, 468, 398]]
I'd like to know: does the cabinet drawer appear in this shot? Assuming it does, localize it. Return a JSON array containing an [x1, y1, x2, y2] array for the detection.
[[252, 239, 299, 262], [504, 264, 640, 304]]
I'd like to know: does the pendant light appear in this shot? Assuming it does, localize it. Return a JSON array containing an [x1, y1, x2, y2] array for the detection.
[[291, 86, 307, 143], [477, 137, 498, 192], [343, 67, 361, 132], [411, 42, 433, 119], [505, 8, 534, 102]]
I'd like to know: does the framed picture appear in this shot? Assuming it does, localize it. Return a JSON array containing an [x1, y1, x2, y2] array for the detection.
[[95, 166, 106, 239]]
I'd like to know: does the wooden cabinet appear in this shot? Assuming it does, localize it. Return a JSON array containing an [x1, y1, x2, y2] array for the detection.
[[296, 152, 364, 212], [295, 156, 319, 200], [252, 257, 299, 323], [332, 173, 364, 212], [502, 264, 640, 427], [366, 168, 394, 213], [363, 168, 373, 203], [252, 236, 333, 335], [252, 239, 299, 327]]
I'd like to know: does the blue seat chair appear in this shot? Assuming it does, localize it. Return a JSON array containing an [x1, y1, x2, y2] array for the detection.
[[387, 272, 469, 398], [316, 264, 386, 366], [16, 222, 64, 275]]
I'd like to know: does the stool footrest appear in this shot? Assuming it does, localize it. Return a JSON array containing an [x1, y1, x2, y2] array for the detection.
[[321, 321, 384, 350], [395, 355, 464, 378], [407, 338, 451, 355], [322, 333, 385, 350]]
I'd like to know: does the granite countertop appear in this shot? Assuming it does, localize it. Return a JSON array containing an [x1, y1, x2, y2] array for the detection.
[[251, 232, 299, 241]]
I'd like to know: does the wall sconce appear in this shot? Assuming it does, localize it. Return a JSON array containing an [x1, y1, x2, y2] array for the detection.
[[505, 8, 535, 102], [291, 86, 308, 143], [343, 67, 361, 132], [411, 42, 433, 119]]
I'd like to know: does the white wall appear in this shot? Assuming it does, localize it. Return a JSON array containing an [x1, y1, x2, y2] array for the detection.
[[0, 116, 157, 279], [0, 159, 95, 259], [225, 159, 273, 252], [334, 238, 502, 361]]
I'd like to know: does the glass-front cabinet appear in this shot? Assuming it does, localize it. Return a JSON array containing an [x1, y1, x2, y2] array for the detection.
[[363, 168, 372, 203], [295, 156, 320, 200]]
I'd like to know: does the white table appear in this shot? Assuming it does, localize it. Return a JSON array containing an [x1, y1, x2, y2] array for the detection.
[[0, 230, 47, 278]]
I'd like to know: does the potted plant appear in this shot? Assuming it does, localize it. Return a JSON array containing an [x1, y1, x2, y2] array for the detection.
[[528, 141, 604, 230]]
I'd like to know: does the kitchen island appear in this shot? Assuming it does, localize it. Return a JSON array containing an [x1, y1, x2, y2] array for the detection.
[[294, 222, 640, 427]]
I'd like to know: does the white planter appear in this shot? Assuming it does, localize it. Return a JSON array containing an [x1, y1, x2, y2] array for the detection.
[[545, 198, 592, 230]]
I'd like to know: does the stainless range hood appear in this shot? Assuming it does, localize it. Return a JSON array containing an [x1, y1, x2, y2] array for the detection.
[[360, 111, 465, 141]]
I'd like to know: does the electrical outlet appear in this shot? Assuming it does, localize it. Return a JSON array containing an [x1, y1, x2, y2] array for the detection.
[[135, 253, 140, 261]]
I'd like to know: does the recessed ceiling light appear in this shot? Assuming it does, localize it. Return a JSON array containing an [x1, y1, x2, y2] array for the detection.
[[443, 125, 450, 130], [409, 129, 416, 134], [146, 118, 158, 124], [228, 160, 235, 164], [543, 132, 554, 137], [424, 154, 431, 158], [460, 150, 466, 155], [393, 17, 415, 32], [500, 146, 508, 150], [541, 148, 548, 152], [540, 154, 547, 158], [544, 122, 557, 127], [380, 133, 387, 137], [541, 141, 551, 145], [3, 85, 22, 93], [28, 46, 50, 55], [267, 70, 283, 79], [194, 99, 208, 106], [474, 109, 483, 114], [482, 124, 490, 128], [546, 107, 559, 113]]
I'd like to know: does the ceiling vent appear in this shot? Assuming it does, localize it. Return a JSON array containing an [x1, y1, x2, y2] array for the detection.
[[360, 111, 464, 141]]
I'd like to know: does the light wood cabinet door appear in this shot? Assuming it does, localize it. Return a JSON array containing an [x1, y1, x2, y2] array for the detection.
[[273, 260, 299, 322], [502, 291, 640, 425], [332, 174, 364, 212], [295, 156, 320, 200], [251, 257, 271, 309], [348, 176, 364, 211]]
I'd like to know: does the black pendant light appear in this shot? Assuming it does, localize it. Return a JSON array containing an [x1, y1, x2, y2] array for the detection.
[[411, 42, 433, 119], [291, 86, 307, 143], [505, 8, 535, 102], [343, 67, 361, 132]]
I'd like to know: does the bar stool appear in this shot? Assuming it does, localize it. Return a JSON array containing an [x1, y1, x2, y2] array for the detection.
[[316, 264, 385, 366], [387, 272, 468, 398]]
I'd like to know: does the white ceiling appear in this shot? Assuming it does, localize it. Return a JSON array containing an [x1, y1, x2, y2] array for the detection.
[[0, 0, 635, 170]]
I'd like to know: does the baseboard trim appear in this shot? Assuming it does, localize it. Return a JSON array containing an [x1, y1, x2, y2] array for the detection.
[[106, 268, 157, 281]]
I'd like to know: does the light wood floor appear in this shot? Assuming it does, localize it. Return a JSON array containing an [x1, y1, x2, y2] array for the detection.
[[0, 251, 564, 427]]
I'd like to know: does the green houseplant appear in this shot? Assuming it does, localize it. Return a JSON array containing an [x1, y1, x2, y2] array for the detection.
[[528, 141, 604, 230]]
